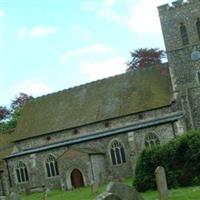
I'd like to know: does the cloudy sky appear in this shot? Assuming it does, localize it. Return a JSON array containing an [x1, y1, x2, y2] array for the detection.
[[0, 0, 175, 106]]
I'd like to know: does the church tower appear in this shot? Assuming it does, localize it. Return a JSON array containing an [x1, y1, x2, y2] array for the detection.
[[158, 0, 200, 129]]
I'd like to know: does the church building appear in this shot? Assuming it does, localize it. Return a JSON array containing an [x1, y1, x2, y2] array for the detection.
[[1, 0, 200, 195]]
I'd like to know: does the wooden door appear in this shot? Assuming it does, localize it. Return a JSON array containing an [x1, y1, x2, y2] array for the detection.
[[71, 168, 84, 188]]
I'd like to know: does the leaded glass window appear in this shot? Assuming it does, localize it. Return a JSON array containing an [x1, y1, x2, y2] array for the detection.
[[46, 155, 59, 177], [145, 132, 160, 149], [110, 140, 126, 165], [16, 162, 29, 183]]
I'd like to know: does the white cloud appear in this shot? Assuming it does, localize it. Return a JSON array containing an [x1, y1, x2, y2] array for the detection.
[[0, 10, 4, 18], [71, 25, 92, 41], [103, 0, 116, 7], [14, 80, 50, 97], [96, 0, 173, 33], [17, 26, 57, 39], [18, 27, 28, 39], [81, 1, 99, 12], [30, 26, 57, 38], [98, 8, 127, 24], [80, 56, 126, 80], [127, 0, 166, 33], [60, 44, 113, 62]]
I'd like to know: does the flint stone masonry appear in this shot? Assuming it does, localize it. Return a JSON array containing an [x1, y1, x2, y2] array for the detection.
[[159, 0, 200, 129], [96, 182, 144, 200], [155, 166, 168, 200]]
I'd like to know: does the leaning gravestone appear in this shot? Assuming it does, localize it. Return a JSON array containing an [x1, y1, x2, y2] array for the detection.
[[95, 182, 144, 200], [155, 166, 168, 200]]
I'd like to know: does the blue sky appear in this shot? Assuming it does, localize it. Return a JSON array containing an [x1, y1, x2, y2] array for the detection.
[[0, 0, 174, 106]]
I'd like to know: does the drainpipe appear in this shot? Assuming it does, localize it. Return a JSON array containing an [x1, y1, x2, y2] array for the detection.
[[0, 171, 5, 196], [172, 122, 176, 138], [5, 159, 12, 188]]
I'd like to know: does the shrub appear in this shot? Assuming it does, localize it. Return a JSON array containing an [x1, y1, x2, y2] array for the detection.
[[134, 130, 200, 191]]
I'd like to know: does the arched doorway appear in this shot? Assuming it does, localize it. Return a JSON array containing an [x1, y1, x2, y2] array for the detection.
[[71, 168, 84, 188]]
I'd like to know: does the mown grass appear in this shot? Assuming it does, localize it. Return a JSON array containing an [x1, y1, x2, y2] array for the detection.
[[21, 179, 200, 200]]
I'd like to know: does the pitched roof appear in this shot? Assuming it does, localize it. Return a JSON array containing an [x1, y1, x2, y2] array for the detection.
[[14, 65, 172, 141]]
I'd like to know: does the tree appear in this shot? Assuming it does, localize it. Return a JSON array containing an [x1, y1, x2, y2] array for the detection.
[[0, 93, 33, 133], [126, 48, 166, 71], [0, 106, 10, 121], [11, 93, 33, 112]]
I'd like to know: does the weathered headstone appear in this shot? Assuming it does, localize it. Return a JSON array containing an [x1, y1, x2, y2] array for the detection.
[[155, 166, 168, 200], [91, 181, 99, 194], [0, 196, 6, 200], [95, 182, 144, 200], [45, 188, 51, 200], [25, 186, 31, 195], [96, 192, 121, 200], [107, 182, 144, 200], [9, 191, 20, 200]]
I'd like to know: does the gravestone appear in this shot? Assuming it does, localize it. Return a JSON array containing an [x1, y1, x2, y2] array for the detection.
[[96, 192, 121, 200], [155, 166, 168, 200], [9, 191, 20, 200], [43, 188, 51, 200], [95, 182, 143, 200], [91, 181, 99, 194], [0, 196, 6, 200]]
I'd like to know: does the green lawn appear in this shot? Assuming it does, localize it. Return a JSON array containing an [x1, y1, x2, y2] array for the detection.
[[21, 180, 200, 200]]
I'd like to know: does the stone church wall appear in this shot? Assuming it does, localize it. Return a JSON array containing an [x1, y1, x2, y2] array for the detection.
[[7, 118, 177, 192]]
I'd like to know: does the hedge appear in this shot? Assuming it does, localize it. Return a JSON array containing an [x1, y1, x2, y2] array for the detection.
[[134, 130, 200, 192]]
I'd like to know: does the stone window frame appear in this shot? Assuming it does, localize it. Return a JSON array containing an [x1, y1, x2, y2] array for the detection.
[[196, 18, 200, 40], [109, 139, 126, 166], [179, 22, 189, 45], [45, 154, 59, 178], [15, 161, 29, 183], [144, 132, 160, 149], [196, 71, 200, 84]]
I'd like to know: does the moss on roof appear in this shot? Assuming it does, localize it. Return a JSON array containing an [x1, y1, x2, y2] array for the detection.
[[14, 65, 172, 141]]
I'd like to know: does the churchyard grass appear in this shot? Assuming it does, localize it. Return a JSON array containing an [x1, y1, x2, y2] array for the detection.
[[21, 180, 200, 200]]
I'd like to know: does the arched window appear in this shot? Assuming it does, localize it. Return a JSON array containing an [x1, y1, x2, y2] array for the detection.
[[196, 18, 200, 40], [180, 23, 189, 45], [16, 161, 29, 183], [46, 155, 59, 177], [110, 140, 126, 165], [145, 132, 160, 149]]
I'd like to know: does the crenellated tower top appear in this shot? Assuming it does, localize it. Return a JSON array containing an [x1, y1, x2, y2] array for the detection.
[[158, 0, 200, 14]]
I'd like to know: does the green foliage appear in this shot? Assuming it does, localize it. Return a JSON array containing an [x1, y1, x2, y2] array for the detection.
[[0, 93, 33, 133], [134, 130, 200, 192], [21, 185, 200, 200]]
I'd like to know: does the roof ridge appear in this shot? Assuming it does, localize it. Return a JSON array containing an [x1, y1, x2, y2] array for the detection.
[[29, 64, 169, 103], [29, 71, 129, 103]]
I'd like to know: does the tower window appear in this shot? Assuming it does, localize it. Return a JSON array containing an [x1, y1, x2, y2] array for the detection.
[[180, 23, 189, 45], [196, 18, 200, 40], [45, 155, 59, 177], [110, 140, 126, 165], [197, 71, 200, 84], [16, 162, 29, 183]]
